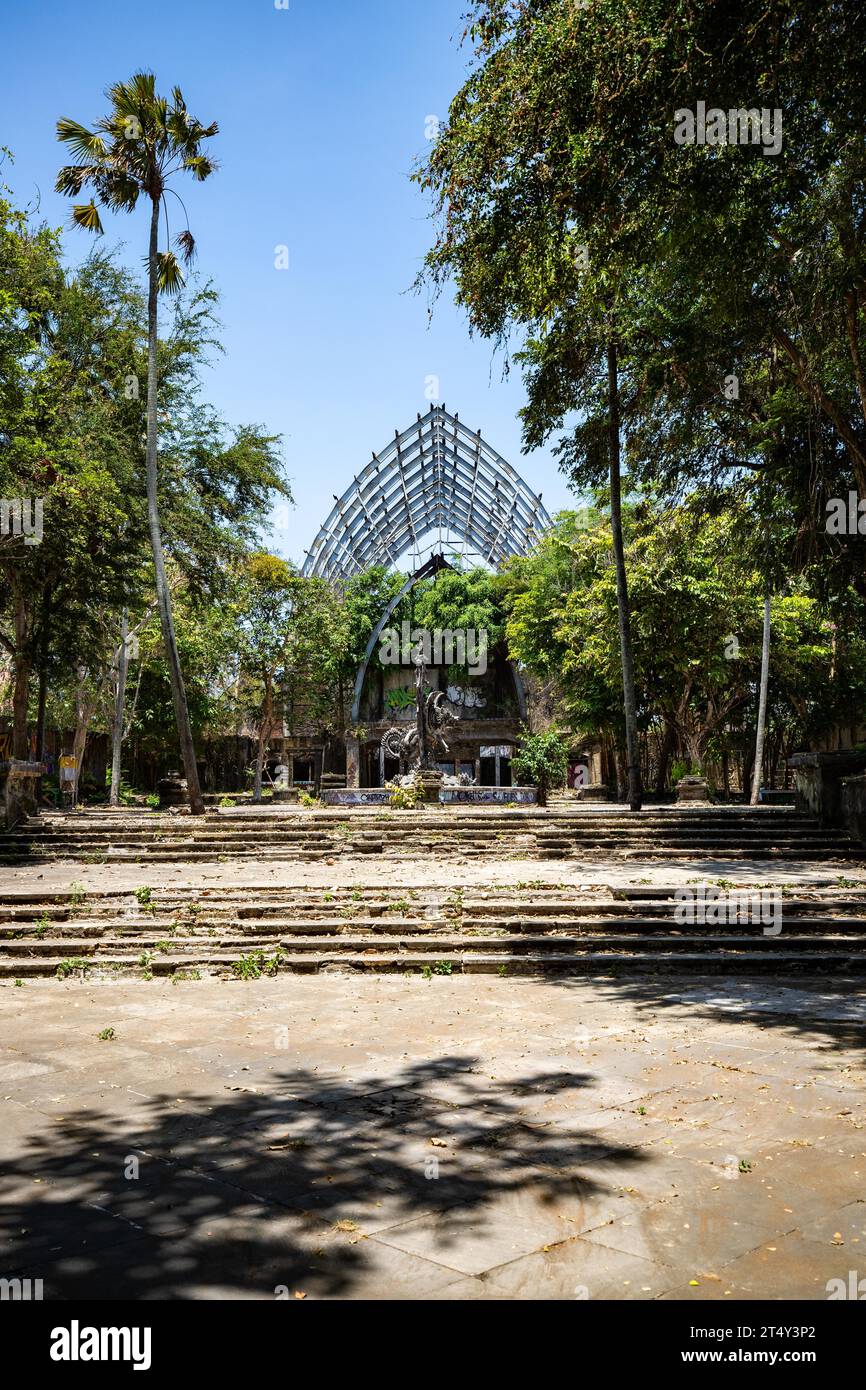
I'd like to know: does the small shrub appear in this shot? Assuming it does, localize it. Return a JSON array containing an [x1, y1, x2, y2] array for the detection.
[[232, 950, 283, 980], [510, 731, 569, 807], [385, 780, 423, 810], [97, 1027, 116, 1041], [56, 957, 90, 980]]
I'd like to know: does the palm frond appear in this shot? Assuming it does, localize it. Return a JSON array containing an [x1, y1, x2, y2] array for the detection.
[[183, 155, 217, 181], [55, 164, 96, 197], [56, 118, 106, 163], [129, 72, 156, 106], [71, 202, 104, 234], [98, 169, 142, 211], [175, 229, 197, 263], [156, 250, 185, 294]]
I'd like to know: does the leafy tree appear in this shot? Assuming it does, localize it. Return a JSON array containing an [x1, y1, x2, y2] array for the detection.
[[236, 553, 295, 802], [416, 0, 866, 795], [415, 2, 656, 806], [56, 73, 219, 812], [0, 194, 142, 759], [500, 497, 866, 792], [413, 567, 504, 645]]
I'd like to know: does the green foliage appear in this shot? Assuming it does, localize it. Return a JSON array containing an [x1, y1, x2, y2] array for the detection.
[[500, 497, 866, 764], [385, 780, 424, 809], [56, 958, 90, 979], [417, 0, 866, 597], [413, 567, 505, 657], [231, 950, 283, 980], [510, 731, 569, 801]]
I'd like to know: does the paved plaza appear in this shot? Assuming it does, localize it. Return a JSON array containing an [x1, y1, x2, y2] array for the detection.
[[2, 965, 864, 1300]]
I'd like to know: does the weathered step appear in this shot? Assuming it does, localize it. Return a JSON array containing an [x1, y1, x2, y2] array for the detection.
[[5, 947, 865, 979]]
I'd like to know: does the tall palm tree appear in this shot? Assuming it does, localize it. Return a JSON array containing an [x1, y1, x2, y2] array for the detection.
[[55, 74, 217, 814]]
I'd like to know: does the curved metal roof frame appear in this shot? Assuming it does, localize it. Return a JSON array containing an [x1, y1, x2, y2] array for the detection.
[[302, 405, 551, 578]]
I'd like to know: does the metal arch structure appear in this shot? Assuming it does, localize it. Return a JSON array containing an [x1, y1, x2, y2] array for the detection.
[[302, 404, 551, 578]]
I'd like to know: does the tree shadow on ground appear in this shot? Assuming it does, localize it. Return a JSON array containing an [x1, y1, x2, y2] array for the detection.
[[535, 972, 866, 1059], [0, 1055, 649, 1299]]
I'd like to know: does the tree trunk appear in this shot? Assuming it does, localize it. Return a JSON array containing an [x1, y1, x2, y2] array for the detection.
[[607, 339, 642, 811], [614, 746, 627, 802], [145, 196, 205, 814], [253, 677, 273, 803], [70, 670, 94, 807], [750, 596, 771, 806], [11, 585, 30, 759], [655, 717, 676, 796], [109, 608, 129, 807], [34, 586, 51, 797]]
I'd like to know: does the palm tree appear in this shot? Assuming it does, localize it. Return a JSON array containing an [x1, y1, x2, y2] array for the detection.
[[55, 74, 217, 814]]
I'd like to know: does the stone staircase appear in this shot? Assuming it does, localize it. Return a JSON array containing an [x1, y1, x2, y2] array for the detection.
[[3, 881, 866, 979], [0, 805, 859, 864]]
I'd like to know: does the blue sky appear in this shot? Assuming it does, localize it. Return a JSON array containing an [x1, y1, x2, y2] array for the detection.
[[1, 0, 576, 565]]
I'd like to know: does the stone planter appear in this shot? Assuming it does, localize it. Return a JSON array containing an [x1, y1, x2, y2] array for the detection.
[[575, 783, 610, 802], [414, 769, 444, 803], [676, 775, 712, 804]]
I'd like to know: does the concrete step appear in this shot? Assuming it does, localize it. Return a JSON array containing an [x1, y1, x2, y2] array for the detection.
[[4, 944, 865, 979]]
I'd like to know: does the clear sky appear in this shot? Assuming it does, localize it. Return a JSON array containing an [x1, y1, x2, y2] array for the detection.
[[1, 0, 576, 566]]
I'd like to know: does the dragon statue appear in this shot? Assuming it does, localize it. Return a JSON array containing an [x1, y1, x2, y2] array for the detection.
[[381, 658, 458, 772]]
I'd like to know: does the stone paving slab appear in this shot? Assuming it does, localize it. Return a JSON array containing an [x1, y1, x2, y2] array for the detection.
[[0, 972, 863, 1299], [2, 855, 862, 894]]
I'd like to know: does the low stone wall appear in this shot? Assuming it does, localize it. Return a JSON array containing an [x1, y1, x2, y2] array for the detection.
[[840, 773, 866, 846], [320, 789, 391, 806], [320, 785, 539, 807], [0, 761, 46, 831], [789, 751, 866, 829], [439, 786, 537, 805]]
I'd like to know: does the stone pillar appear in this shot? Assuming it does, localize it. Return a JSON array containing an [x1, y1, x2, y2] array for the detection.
[[0, 761, 46, 831], [676, 775, 711, 804], [345, 736, 360, 789], [379, 743, 386, 787]]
